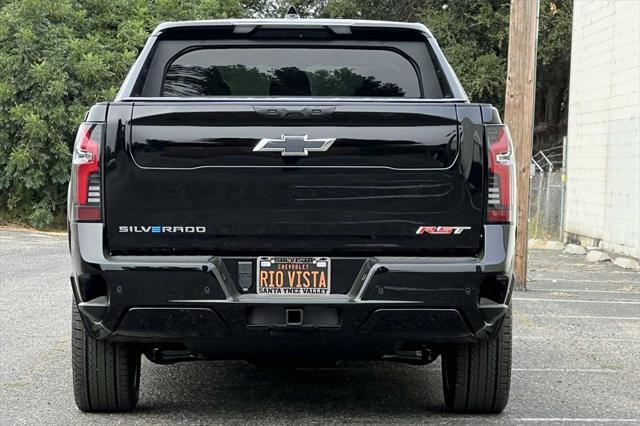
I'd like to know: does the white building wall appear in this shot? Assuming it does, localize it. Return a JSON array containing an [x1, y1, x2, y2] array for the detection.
[[565, 0, 640, 258]]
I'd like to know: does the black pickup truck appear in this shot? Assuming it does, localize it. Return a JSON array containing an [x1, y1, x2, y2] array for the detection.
[[68, 17, 516, 414]]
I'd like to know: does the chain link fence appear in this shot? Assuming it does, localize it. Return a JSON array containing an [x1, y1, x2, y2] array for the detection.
[[528, 141, 566, 241]]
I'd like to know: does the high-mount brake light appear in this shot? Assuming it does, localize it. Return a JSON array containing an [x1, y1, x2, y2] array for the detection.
[[485, 125, 515, 223], [71, 123, 103, 221]]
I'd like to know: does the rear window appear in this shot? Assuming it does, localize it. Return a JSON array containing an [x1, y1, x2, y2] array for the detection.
[[162, 48, 421, 98]]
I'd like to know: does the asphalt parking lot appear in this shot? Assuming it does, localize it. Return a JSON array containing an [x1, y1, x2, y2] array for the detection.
[[1, 228, 639, 425]]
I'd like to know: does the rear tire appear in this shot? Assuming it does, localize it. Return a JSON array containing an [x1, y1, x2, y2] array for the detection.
[[441, 308, 512, 413], [72, 302, 141, 412]]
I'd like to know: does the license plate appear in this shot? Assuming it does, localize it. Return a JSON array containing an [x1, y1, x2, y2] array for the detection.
[[256, 256, 330, 295]]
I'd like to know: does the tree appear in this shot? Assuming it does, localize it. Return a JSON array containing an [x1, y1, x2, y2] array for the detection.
[[0, 0, 572, 228], [322, 0, 425, 21], [0, 0, 243, 227], [535, 0, 573, 150], [321, 0, 572, 150], [419, 0, 511, 111], [244, 0, 328, 18], [322, 0, 511, 110]]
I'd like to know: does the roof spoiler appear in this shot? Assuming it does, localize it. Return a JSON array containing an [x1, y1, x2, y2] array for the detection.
[[151, 19, 433, 38]]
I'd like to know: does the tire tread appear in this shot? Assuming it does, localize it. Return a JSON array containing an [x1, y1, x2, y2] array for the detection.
[[71, 303, 139, 412], [441, 308, 512, 413]]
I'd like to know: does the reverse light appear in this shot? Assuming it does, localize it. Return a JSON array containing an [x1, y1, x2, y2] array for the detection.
[[71, 123, 103, 221], [485, 125, 515, 223]]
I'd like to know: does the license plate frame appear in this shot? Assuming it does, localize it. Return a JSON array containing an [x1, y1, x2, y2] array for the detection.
[[256, 256, 331, 296]]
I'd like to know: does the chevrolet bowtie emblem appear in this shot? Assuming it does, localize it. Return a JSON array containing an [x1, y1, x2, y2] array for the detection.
[[253, 135, 336, 157]]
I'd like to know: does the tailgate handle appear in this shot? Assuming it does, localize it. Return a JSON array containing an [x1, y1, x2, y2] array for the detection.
[[253, 105, 336, 119]]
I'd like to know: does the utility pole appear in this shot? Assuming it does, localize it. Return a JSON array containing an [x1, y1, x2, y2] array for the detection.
[[504, 0, 539, 290]]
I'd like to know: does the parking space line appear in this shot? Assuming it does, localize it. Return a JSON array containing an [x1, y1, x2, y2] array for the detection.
[[530, 268, 638, 275], [530, 278, 640, 284], [516, 418, 639, 423], [441, 418, 640, 423], [295, 368, 625, 374], [515, 336, 640, 343], [513, 297, 640, 305], [524, 314, 640, 320], [512, 368, 621, 373], [527, 288, 640, 294]]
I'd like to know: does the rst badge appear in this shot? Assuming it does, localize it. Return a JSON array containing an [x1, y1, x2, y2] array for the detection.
[[416, 226, 471, 235]]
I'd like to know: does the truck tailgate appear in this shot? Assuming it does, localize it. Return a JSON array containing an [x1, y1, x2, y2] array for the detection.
[[104, 102, 484, 255]]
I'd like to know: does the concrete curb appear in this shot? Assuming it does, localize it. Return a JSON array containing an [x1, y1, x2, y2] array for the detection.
[[563, 244, 587, 255], [612, 257, 640, 270], [585, 250, 612, 262], [0, 225, 66, 236]]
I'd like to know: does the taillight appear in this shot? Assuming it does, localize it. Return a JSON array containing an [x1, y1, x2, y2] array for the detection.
[[485, 125, 515, 223], [71, 123, 103, 221]]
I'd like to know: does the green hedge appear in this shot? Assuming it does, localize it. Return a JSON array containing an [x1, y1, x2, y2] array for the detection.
[[0, 0, 243, 227], [0, 0, 571, 228]]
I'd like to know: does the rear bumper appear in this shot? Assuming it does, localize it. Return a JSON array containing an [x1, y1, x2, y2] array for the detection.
[[70, 223, 514, 359]]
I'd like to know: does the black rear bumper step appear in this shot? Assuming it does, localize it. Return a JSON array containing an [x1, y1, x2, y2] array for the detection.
[[106, 306, 492, 342], [70, 222, 514, 352]]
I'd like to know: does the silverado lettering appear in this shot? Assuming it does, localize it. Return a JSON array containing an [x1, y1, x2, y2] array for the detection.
[[117, 225, 207, 233]]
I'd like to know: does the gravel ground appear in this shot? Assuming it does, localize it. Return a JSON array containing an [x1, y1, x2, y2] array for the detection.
[[1, 229, 639, 425]]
